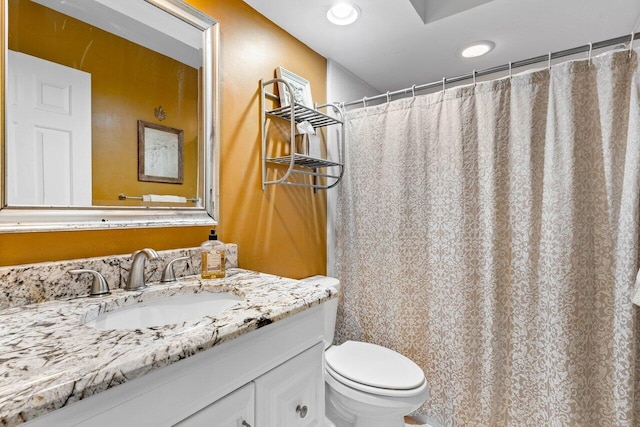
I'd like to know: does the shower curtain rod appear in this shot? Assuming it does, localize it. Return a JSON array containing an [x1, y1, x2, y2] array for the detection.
[[342, 31, 639, 108]]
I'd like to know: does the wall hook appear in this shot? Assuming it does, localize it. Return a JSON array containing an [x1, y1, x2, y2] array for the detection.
[[154, 106, 167, 121]]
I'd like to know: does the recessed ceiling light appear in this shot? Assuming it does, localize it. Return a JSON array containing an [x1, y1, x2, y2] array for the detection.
[[461, 41, 495, 58], [327, 3, 360, 26]]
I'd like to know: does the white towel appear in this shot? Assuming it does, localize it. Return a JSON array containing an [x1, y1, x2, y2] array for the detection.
[[142, 194, 187, 203], [632, 269, 640, 306], [296, 120, 316, 135]]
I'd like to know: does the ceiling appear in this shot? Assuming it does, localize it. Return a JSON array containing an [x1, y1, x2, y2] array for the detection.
[[243, 0, 640, 93], [35, 0, 202, 67]]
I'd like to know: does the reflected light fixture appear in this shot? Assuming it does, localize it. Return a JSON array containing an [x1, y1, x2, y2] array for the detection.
[[327, 2, 360, 26], [461, 41, 495, 58]]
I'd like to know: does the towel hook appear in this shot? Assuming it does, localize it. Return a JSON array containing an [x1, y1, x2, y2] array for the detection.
[[386, 91, 391, 103], [508, 61, 512, 79], [588, 42, 593, 65], [630, 32, 635, 58], [548, 52, 552, 70], [411, 84, 416, 98], [442, 77, 446, 92], [362, 96, 367, 107]]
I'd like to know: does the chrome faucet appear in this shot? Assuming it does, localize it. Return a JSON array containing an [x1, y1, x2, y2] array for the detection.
[[125, 248, 159, 291]]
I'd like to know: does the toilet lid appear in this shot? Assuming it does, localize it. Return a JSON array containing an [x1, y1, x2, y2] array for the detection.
[[325, 341, 425, 390]]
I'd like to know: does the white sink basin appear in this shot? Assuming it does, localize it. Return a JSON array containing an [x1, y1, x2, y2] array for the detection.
[[84, 292, 243, 330]]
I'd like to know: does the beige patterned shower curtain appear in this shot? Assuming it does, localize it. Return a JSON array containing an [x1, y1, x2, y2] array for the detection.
[[334, 49, 640, 426]]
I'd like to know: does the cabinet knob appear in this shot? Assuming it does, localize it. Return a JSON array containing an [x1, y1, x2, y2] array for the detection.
[[296, 404, 308, 418], [241, 421, 251, 427]]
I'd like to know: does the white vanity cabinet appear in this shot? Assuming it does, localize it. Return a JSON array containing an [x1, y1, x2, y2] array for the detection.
[[255, 343, 324, 426], [24, 304, 326, 427], [174, 343, 324, 427], [174, 383, 255, 427]]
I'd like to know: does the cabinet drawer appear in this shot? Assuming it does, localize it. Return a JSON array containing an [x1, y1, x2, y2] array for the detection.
[[174, 382, 255, 427], [255, 342, 325, 427]]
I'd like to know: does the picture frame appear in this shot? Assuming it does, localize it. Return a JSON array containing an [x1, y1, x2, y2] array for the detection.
[[276, 67, 313, 108], [138, 120, 184, 184]]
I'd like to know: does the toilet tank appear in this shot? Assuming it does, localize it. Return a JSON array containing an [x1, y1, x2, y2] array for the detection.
[[301, 275, 340, 348]]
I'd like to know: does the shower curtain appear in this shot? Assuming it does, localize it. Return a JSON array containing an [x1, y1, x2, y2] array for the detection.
[[334, 49, 640, 426]]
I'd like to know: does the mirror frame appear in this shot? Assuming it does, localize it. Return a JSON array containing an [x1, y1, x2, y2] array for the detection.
[[0, 0, 219, 232]]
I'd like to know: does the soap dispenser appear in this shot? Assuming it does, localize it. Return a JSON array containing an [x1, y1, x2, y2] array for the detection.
[[201, 229, 226, 279]]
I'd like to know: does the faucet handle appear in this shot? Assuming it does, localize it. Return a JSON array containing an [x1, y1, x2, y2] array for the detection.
[[69, 269, 111, 297], [161, 256, 190, 283]]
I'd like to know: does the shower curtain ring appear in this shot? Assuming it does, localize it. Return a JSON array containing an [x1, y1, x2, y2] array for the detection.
[[629, 32, 635, 58], [362, 96, 367, 107], [548, 52, 552, 71], [411, 84, 416, 98], [473, 69, 477, 86], [508, 61, 512, 79], [386, 91, 390, 103], [588, 42, 593, 65], [442, 77, 446, 92]]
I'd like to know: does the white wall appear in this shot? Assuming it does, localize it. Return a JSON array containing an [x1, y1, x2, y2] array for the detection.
[[326, 59, 379, 276]]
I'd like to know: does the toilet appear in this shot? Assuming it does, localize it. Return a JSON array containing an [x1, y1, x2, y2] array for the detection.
[[302, 276, 428, 427]]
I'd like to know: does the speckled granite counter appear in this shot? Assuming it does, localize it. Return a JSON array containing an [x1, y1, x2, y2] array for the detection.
[[0, 269, 335, 426]]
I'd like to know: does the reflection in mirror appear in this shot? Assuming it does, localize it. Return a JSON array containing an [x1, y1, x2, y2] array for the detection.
[[1, 0, 219, 231]]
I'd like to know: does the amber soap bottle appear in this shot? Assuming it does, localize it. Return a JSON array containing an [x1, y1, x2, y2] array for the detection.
[[201, 229, 226, 279]]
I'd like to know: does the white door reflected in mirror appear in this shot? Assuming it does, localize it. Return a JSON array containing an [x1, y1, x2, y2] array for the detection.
[[7, 51, 92, 206]]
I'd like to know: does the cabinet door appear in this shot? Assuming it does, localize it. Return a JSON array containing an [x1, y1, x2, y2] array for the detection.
[[174, 382, 255, 427], [255, 343, 324, 427]]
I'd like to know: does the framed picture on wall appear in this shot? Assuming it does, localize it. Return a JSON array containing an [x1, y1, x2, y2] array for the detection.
[[276, 67, 313, 108], [137, 120, 184, 184]]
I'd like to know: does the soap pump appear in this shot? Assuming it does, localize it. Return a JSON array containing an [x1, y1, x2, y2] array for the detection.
[[201, 229, 226, 279]]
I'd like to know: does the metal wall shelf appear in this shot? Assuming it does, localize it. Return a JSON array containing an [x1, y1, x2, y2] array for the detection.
[[260, 78, 344, 190]]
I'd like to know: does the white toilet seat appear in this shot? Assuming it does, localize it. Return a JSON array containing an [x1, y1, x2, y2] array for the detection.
[[326, 363, 428, 398], [325, 341, 427, 398]]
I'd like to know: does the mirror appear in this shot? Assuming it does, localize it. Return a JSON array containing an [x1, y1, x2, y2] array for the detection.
[[0, 0, 219, 231]]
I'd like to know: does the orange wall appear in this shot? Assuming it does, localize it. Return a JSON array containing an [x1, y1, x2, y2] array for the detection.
[[8, 0, 199, 205], [0, 0, 327, 279]]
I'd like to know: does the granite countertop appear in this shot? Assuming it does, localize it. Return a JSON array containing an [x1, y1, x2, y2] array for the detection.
[[0, 269, 335, 426]]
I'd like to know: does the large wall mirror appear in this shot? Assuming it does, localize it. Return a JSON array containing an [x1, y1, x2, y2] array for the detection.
[[0, 0, 219, 232]]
